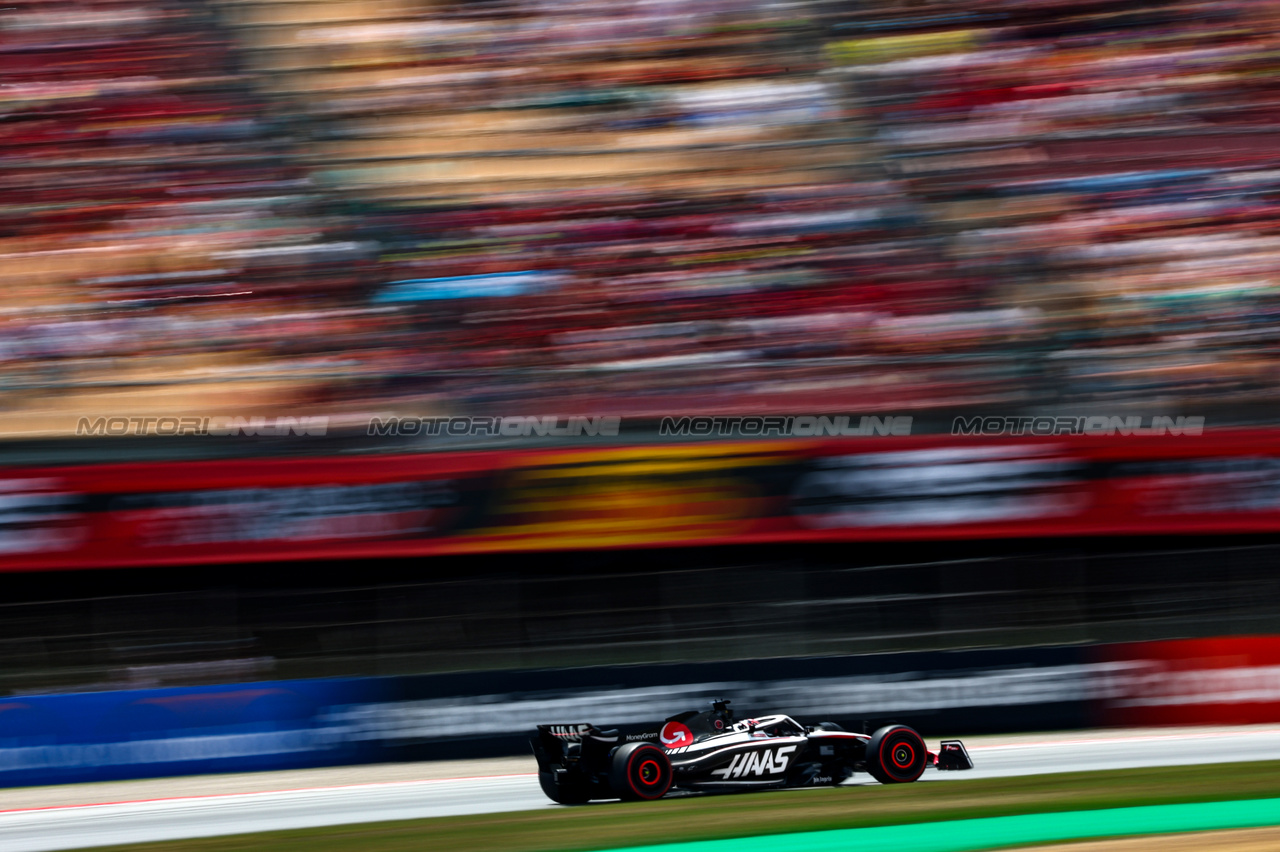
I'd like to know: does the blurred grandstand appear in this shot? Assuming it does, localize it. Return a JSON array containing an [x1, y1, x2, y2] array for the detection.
[[3, 0, 1280, 440]]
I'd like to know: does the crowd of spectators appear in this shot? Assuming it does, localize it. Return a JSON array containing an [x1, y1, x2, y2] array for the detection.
[[5, 0, 1280, 435], [832, 0, 1280, 408], [0, 0, 382, 433]]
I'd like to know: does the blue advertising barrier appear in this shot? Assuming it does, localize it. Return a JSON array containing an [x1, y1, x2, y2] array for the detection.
[[0, 678, 391, 787], [0, 645, 1108, 787]]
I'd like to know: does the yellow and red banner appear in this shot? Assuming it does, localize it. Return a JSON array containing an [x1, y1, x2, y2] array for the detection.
[[5, 430, 1280, 569]]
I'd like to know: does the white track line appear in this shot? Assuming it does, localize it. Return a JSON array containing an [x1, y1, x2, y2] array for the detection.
[[0, 772, 539, 816]]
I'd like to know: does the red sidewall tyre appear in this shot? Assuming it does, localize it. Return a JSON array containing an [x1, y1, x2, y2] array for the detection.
[[609, 742, 673, 801], [866, 725, 927, 784]]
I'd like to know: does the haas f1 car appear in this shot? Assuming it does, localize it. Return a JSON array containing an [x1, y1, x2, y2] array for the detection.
[[532, 700, 972, 803]]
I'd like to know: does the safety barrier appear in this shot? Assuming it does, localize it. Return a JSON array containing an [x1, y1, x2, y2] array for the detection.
[[7, 635, 1280, 787]]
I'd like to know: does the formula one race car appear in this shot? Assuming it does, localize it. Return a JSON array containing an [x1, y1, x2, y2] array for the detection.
[[531, 699, 973, 803]]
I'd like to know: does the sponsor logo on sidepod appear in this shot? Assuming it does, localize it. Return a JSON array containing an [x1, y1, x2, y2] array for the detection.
[[711, 745, 797, 779], [659, 721, 694, 749]]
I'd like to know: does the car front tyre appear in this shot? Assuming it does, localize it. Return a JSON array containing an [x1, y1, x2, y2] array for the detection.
[[866, 725, 928, 784]]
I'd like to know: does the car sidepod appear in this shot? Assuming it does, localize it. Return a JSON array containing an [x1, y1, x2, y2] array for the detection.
[[667, 733, 807, 790], [795, 728, 868, 786]]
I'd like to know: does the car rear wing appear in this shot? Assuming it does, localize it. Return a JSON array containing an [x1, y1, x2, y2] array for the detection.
[[538, 724, 600, 743], [533, 723, 652, 773]]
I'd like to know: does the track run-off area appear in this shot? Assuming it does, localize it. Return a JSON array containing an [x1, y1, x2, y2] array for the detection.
[[3, 725, 1280, 852]]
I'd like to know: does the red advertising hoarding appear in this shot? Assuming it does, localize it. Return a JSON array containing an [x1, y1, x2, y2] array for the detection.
[[3, 430, 1280, 570], [1096, 636, 1280, 727]]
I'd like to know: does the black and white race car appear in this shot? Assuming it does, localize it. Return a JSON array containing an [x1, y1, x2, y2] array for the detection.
[[531, 699, 972, 803]]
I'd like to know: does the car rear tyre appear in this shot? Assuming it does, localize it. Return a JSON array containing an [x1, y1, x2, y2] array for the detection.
[[539, 769, 592, 804], [866, 725, 927, 784], [609, 742, 673, 801]]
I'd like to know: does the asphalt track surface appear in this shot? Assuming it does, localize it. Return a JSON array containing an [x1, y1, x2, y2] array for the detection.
[[4, 726, 1280, 852]]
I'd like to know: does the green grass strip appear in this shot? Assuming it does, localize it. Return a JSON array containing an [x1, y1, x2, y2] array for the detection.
[[603, 797, 1280, 852]]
